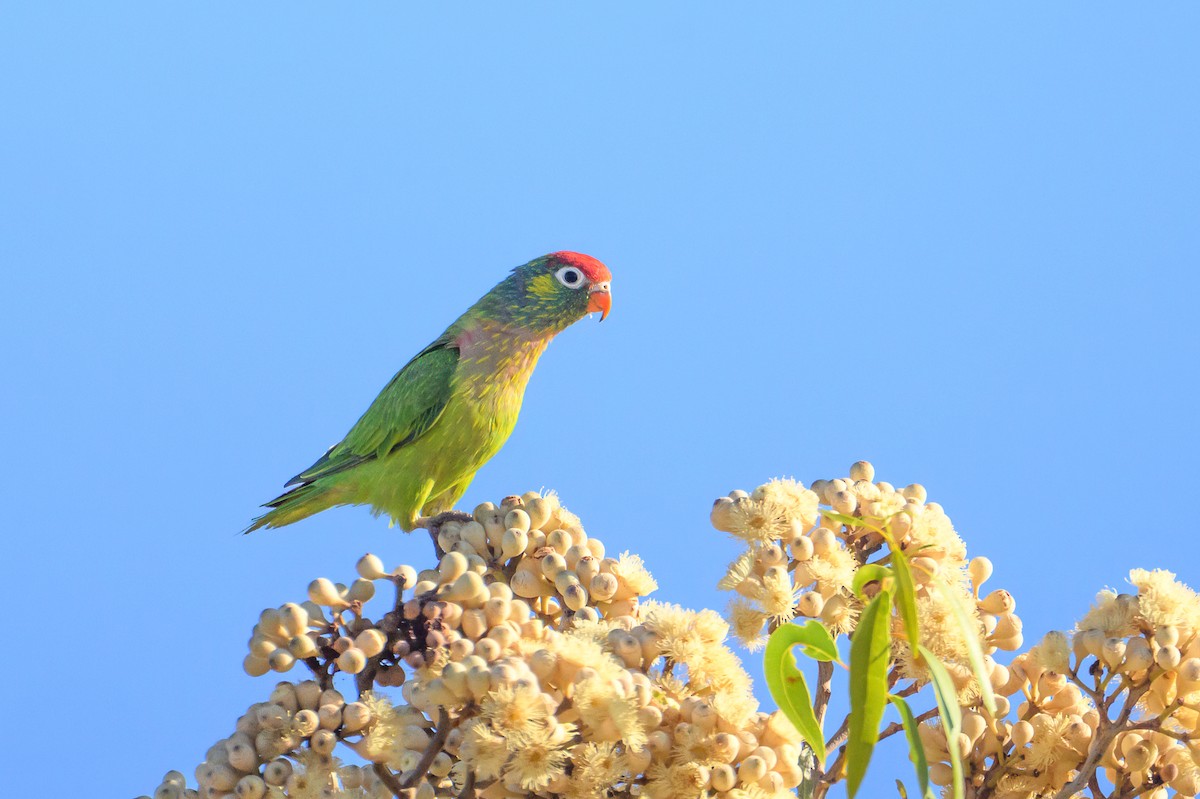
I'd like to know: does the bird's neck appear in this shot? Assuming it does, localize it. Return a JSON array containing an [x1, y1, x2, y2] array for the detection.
[[454, 318, 554, 390]]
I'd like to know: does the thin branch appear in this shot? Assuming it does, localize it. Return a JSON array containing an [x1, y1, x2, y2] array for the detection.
[[457, 771, 477, 799], [373, 763, 409, 798], [879, 707, 940, 742], [815, 661, 834, 727], [400, 708, 453, 789]]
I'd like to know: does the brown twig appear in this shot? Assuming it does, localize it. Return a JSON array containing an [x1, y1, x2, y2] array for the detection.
[[373, 763, 410, 798], [400, 707, 453, 789], [457, 771, 477, 799]]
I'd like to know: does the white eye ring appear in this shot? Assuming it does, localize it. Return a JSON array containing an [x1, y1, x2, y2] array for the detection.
[[555, 266, 586, 289]]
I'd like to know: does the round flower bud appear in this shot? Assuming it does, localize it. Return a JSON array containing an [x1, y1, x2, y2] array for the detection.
[[738, 755, 768, 785], [278, 604, 309, 637], [500, 529, 528, 560], [563, 584, 589, 612], [1155, 645, 1181, 670], [810, 528, 837, 556], [790, 535, 814, 562], [342, 701, 372, 733], [355, 629, 387, 658], [902, 483, 927, 503], [243, 656, 270, 677], [540, 551, 568, 579], [968, 557, 993, 592], [310, 729, 337, 756], [336, 647, 367, 674], [292, 708, 319, 737], [711, 763, 736, 792], [295, 681, 322, 710], [338, 766, 364, 790], [263, 759, 292, 786], [1123, 637, 1153, 673], [1101, 638, 1127, 668], [979, 590, 1016, 615], [258, 609, 288, 639], [438, 552, 469, 584], [356, 554, 390, 581], [234, 775, 266, 799], [317, 704, 343, 730], [796, 592, 824, 617], [287, 635, 318, 659], [307, 578, 345, 608], [346, 578, 375, 603], [590, 573, 618, 601], [504, 508, 531, 533], [849, 461, 875, 482], [1155, 626, 1180, 647], [267, 650, 296, 673], [444, 570, 486, 602], [226, 739, 258, 772], [153, 784, 182, 799]]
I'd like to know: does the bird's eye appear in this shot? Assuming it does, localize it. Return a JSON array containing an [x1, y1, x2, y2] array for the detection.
[[555, 267, 585, 289]]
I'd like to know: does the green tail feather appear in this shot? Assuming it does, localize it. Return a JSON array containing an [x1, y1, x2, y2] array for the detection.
[[244, 482, 339, 534]]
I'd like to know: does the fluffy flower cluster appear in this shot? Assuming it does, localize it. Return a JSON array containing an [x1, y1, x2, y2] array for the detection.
[[714, 461, 1022, 696], [714, 462, 1200, 799], [141, 491, 808, 799]]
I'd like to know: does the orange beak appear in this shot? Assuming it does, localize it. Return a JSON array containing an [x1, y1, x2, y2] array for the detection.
[[587, 283, 612, 321]]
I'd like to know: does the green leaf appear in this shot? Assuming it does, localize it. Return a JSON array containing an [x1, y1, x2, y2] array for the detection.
[[918, 644, 965, 799], [889, 544, 922, 657], [786, 619, 840, 662], [764, 624, 828, 764], [888, 694, 934, 799], [852, 563, 893, 598], [934, 579, 998, 715], [846, 589, 893, 798], [821, 509, 874, 529]]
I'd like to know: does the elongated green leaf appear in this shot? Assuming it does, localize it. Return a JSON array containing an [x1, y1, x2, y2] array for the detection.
[[888, 694, 934, 799], [918, 644, 964, 799], [786, 619, 840, 662], [822, 510, 876, 530], [889, 544, 921, 657], [846, 589, 893, 798], [764, 624, 827, 764], [852, 563, 893, 598], [934, 579, 998, 715]]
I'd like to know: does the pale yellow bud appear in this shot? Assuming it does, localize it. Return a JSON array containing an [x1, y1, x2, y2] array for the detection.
[[336, 647, 367, 674], [307, 578, 346, 608], [902, 483, 927, 503], [810, 527, 837, 555], [563, 584, 589, 611], [310, 729, 336, 756], [355, 629, 387, 658], [262, 759, 292, 786], [267, 650, 295, 673], [590, 573, 618, 601], [1155, 645, 1182, 670], [243, 656, 270, 677], [346, 578, 375, 603], [979, 590, 1015, 615], [738, 755, 768, 785], [292, 709, 319, 737], [1124, 637, 1153, 673], [287, 635, 318, 659], [500, 529, 528, 560], [443, 571, 485, 602], [1102, 638, 1127, 668], [438, 552, 469, 584], [505, 508, 531, 533], [711, 763, 737, 792], [394, 565, 418, 590], [1010, 720, 1034, 747], [968, 557, 993, 593], [1155, 626, 1180, 647], [849, 461, 875, 482], [796, 592, 824, 617], [342, 702, 372, 732], [930, 763, 953, 786], [790, 535, 814, 562], [356, 554, 390, 581]]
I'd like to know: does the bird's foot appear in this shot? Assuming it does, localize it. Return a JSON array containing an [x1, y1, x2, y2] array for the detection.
[[420, 510, 475, 533]]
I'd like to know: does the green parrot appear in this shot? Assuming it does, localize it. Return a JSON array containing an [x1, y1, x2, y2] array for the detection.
[[246, 251, 612, 534]]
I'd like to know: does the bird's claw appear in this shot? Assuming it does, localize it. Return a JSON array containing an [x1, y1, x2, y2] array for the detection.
[[423, 510, 475, 534]]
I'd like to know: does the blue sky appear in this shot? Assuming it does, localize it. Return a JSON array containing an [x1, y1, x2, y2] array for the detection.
[[2, 4, 1198, 796]]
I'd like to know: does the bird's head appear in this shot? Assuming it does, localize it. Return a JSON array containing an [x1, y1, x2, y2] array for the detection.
[[500, 251, 613, 334]]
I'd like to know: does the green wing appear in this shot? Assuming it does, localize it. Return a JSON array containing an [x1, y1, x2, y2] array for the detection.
[[285, 340, 459, 486]]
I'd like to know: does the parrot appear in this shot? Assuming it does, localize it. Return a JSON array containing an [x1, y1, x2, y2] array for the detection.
[[245, 251, 612, 534]]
